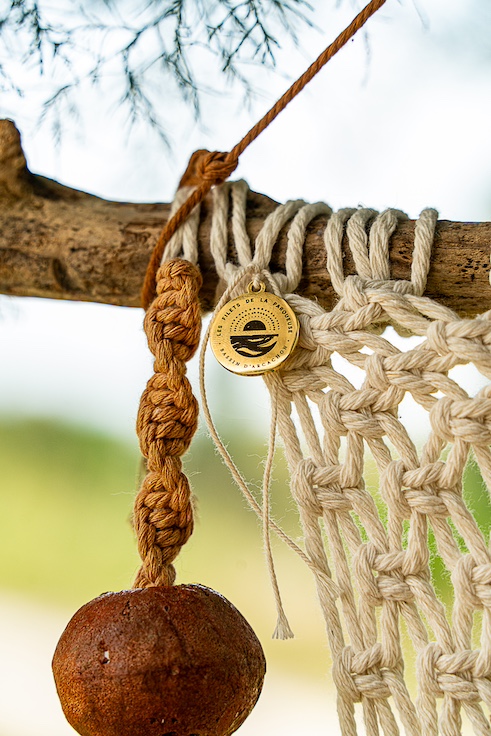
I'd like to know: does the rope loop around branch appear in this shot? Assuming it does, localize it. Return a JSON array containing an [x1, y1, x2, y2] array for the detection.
[[179, 149, 239, 189]]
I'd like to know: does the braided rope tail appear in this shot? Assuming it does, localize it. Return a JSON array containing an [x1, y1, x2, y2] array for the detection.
[[133, 259, 202, 588]]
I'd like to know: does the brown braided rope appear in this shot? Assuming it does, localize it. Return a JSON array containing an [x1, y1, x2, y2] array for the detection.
[[141, 0, 387, 311], [133, 258, 202, 587]]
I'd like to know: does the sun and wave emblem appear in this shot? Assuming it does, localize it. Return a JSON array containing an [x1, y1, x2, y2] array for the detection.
[[230, 320, 279, 358]]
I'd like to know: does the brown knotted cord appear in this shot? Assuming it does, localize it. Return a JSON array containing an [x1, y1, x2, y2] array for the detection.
[[141, 0, 387, 311], [133, 258, 202, 587], [134, 0, 387, 589]]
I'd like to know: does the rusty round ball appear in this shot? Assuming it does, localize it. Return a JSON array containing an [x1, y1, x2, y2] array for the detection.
[[52, 585, 266, 736]]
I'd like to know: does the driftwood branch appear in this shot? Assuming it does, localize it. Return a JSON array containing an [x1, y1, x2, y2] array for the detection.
[[1, 119, 490, 316]]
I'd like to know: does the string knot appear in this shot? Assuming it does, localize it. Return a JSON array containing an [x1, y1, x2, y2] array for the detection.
[[179, 149, 238, 188]]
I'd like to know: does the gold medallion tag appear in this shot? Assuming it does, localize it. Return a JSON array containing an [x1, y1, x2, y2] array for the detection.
[[210, 282, 299, 376]]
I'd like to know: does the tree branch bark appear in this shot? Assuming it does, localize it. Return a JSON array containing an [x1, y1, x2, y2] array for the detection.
[[1, 119, 490, 316]]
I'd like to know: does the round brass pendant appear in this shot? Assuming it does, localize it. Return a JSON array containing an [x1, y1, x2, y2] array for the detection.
[[210, 283, 299, 376]]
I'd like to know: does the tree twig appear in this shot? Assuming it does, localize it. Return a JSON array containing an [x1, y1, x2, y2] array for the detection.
[[1, 120, 490, 316]]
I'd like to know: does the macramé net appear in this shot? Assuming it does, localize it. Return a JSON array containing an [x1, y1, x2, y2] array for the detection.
[[164, 179, 491, 736]]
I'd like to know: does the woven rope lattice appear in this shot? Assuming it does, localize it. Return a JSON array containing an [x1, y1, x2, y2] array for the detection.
[[166, 181, 491, 735]]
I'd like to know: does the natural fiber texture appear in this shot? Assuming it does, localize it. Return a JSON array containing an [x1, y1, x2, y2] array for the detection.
[[140, 0, 386, 310], [169, 179, 491, 735], [133, 258, 202, 588]]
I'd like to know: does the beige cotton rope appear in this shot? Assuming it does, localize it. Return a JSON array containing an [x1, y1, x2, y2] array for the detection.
[[162, 180, 491, 736]]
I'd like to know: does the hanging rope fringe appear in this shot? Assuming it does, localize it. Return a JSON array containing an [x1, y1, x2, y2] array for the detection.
[[162, 179, 491, 735]]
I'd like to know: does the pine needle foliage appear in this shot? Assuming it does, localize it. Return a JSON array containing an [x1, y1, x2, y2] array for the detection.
[[0, 0, 314, 141]]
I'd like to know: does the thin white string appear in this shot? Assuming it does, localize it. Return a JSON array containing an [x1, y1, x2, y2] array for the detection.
[[264, 382, 294, 640], [197, 267, 339, 637], [197, 266, 335, 572]]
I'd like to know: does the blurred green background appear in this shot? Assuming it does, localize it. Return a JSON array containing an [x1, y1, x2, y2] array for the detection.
[[0, 415, 330, 663], [1, 413, 490, 674]]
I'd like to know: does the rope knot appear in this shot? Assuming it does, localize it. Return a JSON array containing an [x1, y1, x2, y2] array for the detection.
[[291, 459, 323, 516], [340, 274, 369, 311], [429, 395, 491, 446], [332, 647, 361, 703], [179, 149, 238, 188], [419, 643, 484, 703], [380, 460, 411, 520], [452, 555, 491, 610], [353, 543, 383, 606], [319, 391, 346, 437]]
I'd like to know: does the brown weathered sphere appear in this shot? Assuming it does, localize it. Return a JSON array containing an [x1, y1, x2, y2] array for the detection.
[[52, 585, 266, 736]]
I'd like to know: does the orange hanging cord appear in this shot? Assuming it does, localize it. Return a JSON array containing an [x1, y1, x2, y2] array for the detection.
[[141, 0, 387, 310]]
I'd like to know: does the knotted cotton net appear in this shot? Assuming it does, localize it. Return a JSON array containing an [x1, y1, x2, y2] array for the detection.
[[165, 180, 491, 736]]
